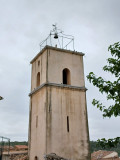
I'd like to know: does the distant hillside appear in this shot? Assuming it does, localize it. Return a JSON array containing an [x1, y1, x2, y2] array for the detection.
[[90, 141, 120, 156]]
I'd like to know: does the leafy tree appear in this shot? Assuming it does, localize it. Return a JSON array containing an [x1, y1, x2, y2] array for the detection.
[[87, 42, 120, 148], [90, 141, 120, 156], [10, 141, 28, 146]]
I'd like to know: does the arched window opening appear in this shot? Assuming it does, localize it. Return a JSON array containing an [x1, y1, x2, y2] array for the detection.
[[35, 156, 38, 160], [62, 68, 71, 85], [37, 72, 40, 87]]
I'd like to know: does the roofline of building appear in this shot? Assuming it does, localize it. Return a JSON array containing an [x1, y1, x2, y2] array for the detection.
[[29, 82, 87, 96], [3, 150, 28, 155], [30, 45, 85, 64]]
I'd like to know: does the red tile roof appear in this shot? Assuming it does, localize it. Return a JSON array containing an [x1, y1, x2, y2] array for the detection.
[[14, 145, 28, 150], [91, 150, 118, 160]]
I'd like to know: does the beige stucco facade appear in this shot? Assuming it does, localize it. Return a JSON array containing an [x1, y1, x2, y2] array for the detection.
[[29, 46, 90, 160]]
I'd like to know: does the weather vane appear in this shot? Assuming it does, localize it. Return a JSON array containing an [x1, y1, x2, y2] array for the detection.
[[39, 24, 74, 51]]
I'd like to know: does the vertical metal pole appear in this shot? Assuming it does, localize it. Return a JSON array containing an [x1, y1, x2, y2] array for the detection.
[[0, 138, 1, 160], [1, 137, 3, 160], [73, 39, 74, 50], [50, 34, 52, 46], [62, 36, 63, 49], [58, 38, 61, 48], [8, 140, 10, 155]]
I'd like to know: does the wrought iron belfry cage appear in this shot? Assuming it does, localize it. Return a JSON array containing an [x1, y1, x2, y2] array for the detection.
[[39, 24, 74, 51]]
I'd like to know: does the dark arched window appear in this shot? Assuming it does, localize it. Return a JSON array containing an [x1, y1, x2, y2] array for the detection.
[[36, 72, 40, 87], [35, 156, 38, 160], [62, 68, 71, 85]]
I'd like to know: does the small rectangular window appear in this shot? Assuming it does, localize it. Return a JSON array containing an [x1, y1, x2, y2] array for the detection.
[[38, 60, 40, 66], [36, 116, 38, 128], [67, 116, 69, 132]]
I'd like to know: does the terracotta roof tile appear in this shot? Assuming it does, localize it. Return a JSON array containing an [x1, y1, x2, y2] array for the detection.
[[91, 150, 118, 160], [14, 145, 28, 150]]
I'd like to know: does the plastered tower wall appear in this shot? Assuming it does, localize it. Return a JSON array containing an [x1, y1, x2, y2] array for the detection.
[[46, 86, 89, 160], [47, 49, 85, 86], [29, 88, 47, 160], [31, 49, 47, 91], [29, 46, 90, 160]]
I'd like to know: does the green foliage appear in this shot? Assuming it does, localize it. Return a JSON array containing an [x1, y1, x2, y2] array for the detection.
[[10, 141, 28, 146], [0, 141, 28, 146], [87, 42, 120, 118], [87, 42, 120, 147], [90, 141, 120, 156], [97, 137, 120, 148]]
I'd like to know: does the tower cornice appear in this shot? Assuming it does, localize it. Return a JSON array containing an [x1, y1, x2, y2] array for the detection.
[[29, 82, 87, 96], [30, 45, 85, 64]]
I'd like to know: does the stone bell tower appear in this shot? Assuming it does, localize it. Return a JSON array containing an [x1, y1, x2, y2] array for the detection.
[[28, 25, 90, 160]]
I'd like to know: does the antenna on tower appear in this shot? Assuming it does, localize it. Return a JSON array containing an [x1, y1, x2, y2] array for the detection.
[[39, 24, 74, 51]]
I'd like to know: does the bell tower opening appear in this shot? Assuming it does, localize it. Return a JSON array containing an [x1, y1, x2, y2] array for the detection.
[[36, 72, 40, 87], [34, 156, 38, 160], [63, 68, 71, 85]]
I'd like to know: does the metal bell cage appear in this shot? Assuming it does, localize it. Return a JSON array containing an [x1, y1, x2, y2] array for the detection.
[[39, 24, 75, 51]]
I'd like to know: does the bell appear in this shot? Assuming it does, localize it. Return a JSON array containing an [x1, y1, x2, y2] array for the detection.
[[54, 33, 58, 39]]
